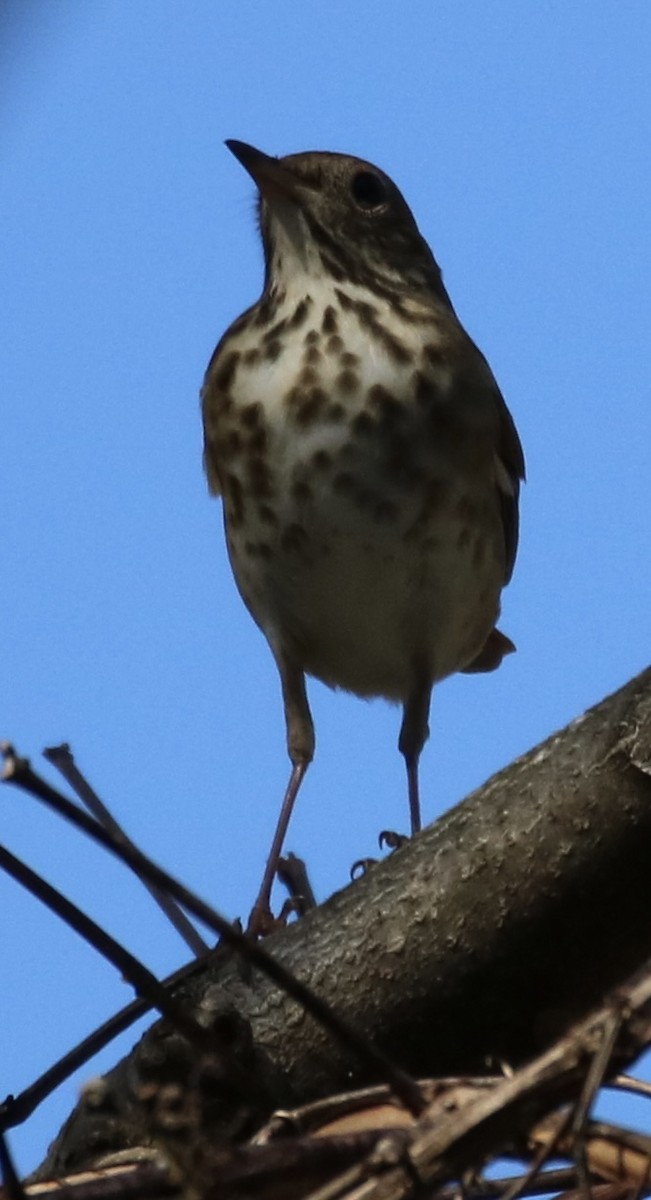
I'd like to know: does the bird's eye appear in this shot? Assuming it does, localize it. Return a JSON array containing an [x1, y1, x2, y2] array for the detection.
[[350, 170, 387, 210]]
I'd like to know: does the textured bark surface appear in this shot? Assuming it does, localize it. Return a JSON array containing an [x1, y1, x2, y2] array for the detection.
[[36, 666, 651, 1178]]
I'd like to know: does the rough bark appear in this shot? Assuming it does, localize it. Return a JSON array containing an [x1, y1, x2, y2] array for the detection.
[[36, 666, 651, 1178]]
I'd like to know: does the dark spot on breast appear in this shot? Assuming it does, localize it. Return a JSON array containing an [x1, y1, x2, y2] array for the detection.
[[291, 480, 313, 502], [368, 384, 403, 424], [335, 289, 379, 323], [340, 351, 360, 367], [258, 504, 278, 525], [228, 310, 253, 337], [295, 387, 327, 427], [284, 384, 302, 409], [312, 449, 332, 471], [326, 335, 344, 355], [214, 395, 233, 417], [298, 366, 319, 387], [335, 369, 359, 395], [303, 345, 322, 365], [243, 347, 260, 366], [354, 299, 378, 326], [393, 301, 420, 324], [227, 430, 242, 456], [264, 315, 287, 342], [327, 403, 345, 422], [213, 351, 240, 392], [334, 289, 353, 313], [249, 427, 268, 454], [264, 339, 282, 362], [304, 329, 320, 345], [377, 325, 411, 363], [248, 457, 274, 499], [289, 297, 312, 329], [225, 473, 245, 524], [413, 370, 434, 406], [244, 540, 273, 560], [321, 306, 339, 334], [334, 288, 410, 363], [241, 402, 262, 428], [280, 523, 309, 554], [424, 342, 447, 367], [254, 293, 278, 326], [215, 427, 242, 462]]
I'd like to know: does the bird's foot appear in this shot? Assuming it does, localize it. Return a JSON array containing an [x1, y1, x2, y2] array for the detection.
[[245, 900, 277, 939], [246, 895, 303, 939], [350, 857, 378, 879], [378, 829, 409, 851], [350, 830, 411, 879]]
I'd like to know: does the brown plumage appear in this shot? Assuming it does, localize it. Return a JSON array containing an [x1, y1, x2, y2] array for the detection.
[[202, 141, 525, 933]]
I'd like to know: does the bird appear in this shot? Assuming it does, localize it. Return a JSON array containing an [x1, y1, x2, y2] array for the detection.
[[201, 140, 524, 934]]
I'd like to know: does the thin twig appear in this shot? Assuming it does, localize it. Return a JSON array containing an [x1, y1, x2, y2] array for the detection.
[[0, 844, 211, 1052], [610, 1074, 651, 1101], [0, 1129, 25, 1200], [43, 744, 208, 959], [501, 1107, 574, 1200], [484, 1169, 582, 1200], [1, 952, 212, 1129], [1, 744, 425, 1118], [571, 1010, 624, 1200]]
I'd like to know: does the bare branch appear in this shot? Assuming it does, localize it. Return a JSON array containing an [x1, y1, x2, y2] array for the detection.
[[43, 744, 208, 958]]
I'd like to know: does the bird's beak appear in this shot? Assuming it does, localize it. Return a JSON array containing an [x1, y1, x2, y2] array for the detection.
[[225, 139, 307, 204]]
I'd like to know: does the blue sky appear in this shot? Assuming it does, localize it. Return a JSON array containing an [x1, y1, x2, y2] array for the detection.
[[2, 1, 650, 1174]]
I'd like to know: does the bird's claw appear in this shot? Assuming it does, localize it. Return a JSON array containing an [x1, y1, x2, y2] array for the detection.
[[378, 829, 409, 851], [246, 906, 275, 939], [246, 894, 304, 939], [350, 857, 378, 880], [351, 831, 410, 880]]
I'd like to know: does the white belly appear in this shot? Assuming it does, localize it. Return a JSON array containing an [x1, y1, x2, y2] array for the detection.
[[215, 293, 504, 699]]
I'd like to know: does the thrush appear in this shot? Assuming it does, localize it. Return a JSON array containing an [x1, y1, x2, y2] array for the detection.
[[202, 140, 525, 934]]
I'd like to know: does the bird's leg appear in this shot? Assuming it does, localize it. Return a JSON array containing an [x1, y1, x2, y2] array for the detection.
[[247, 653, 314, 937], [247, 761, 307, 936], [378, 676, 432, 854], [398, 676, 433, 837]]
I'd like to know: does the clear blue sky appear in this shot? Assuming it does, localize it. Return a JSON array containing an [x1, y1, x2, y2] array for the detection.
[[2, 1, 650, 1174]]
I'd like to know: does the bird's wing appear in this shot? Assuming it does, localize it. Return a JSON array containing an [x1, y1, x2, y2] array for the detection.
[[461, 375, 525, 676], [494, 389, 525, 584]]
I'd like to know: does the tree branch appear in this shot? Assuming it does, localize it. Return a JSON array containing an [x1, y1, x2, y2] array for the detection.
[[30, 666, 651, 1178]]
